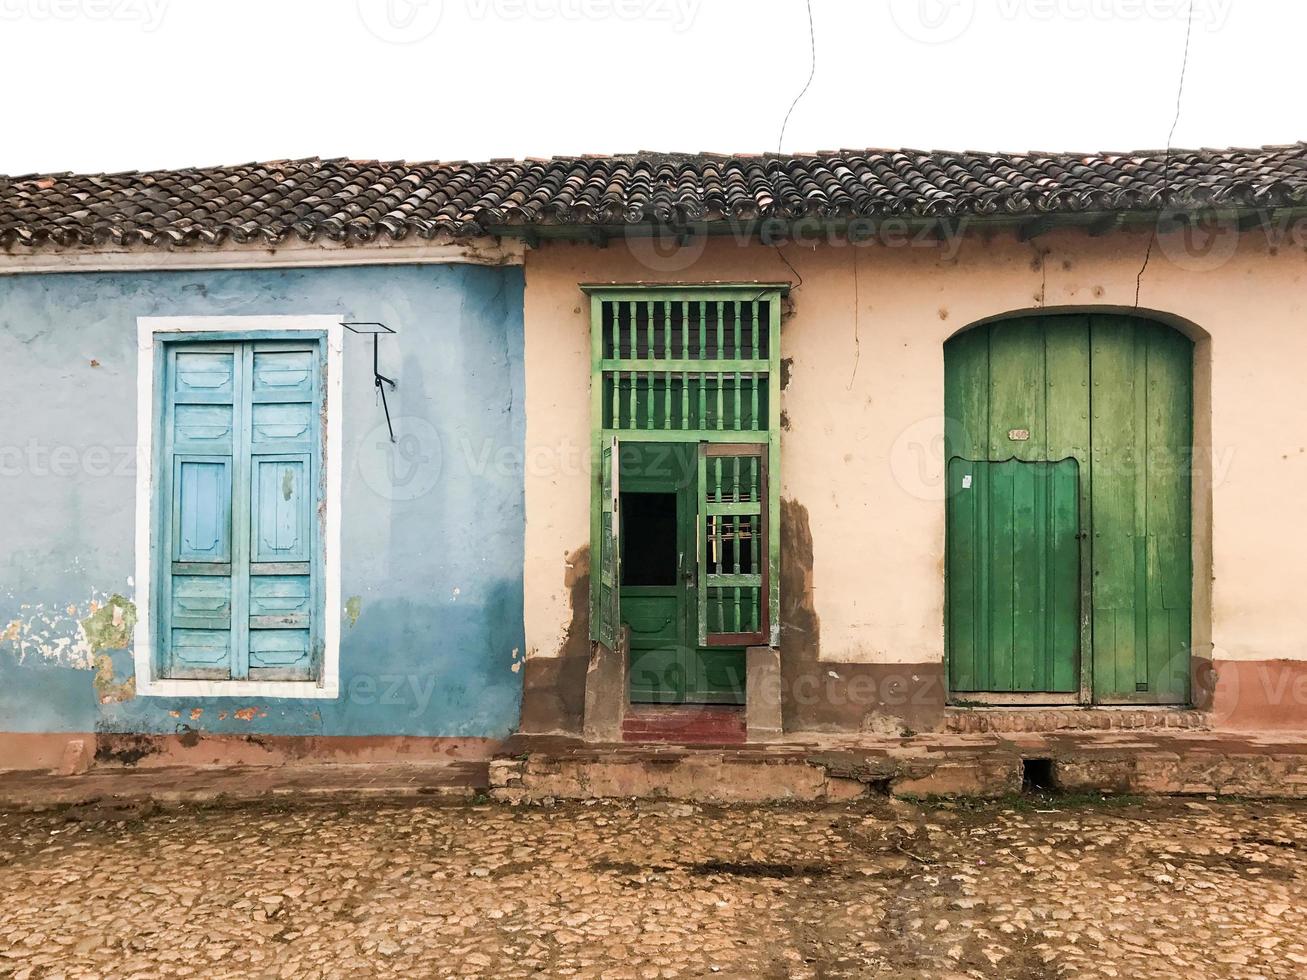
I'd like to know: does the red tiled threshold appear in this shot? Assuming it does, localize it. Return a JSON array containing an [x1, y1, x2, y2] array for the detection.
[[621, 705, 747, 745]]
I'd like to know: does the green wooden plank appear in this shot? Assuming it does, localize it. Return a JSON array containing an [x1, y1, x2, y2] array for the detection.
[[1050, 459, 1081, 691], [946, 458, 978, 691], [1044, 316, 1092, 464], [1144, 323, 1193, 702], [988, 317, 1046, 460], [704, 573, 763, 588], [1089, 315, 1137, 700], [943, 327, 989, 460], [705, 501, 763, 516], [1130, 322, 1149, 695], [988, 461, 1015, 691]]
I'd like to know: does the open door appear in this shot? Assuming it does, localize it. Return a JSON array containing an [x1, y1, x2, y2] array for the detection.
[[594, 436, 621, 650], [697, 443, 768, 648]]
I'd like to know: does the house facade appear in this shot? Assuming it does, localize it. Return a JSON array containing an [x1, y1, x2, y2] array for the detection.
[[2, 147, 1306, 771]]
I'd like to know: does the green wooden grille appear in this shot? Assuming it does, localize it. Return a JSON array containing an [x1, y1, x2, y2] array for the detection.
[[598, 297, 772, 433], [587, 285, 786, 650], [698, 445, 767, 645]]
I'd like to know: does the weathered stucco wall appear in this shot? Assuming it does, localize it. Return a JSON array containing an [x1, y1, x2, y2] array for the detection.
[[521, 224, 1307, 726], [0, 264, 526, 742]]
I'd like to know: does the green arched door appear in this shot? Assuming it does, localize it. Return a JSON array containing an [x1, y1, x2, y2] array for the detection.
[[945, 314, 1192, 704]]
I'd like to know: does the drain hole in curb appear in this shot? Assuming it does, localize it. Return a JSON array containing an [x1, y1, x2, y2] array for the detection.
[[1022, 758, 1055, 793]]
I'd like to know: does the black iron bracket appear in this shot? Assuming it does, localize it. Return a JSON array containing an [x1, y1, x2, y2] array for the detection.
[[343, 322, 398, 442]]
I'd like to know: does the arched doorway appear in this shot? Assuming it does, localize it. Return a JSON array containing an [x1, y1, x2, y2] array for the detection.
[[944, 313, 1193, 704]]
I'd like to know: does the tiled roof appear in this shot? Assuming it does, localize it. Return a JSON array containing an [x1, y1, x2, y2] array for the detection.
[[3, 144, 1306, 249]]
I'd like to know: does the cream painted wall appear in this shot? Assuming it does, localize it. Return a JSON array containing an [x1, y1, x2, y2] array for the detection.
[[522, 225, 1307, 666]]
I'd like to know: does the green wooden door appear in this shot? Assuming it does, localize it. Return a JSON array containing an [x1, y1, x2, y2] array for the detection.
[[945, 314, 1192, 703], [621, 443, 745, 704], [947, 457, 1081, 693], [1089, 319, 1192, 703]]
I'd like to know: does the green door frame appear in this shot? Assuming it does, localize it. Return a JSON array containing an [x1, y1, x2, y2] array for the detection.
[[585, 285, 787, 692]]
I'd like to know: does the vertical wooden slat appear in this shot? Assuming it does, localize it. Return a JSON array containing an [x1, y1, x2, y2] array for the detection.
[[627, 301, 637, 360], [680, 370, 689, 430], [681, 300, 689, 359], [698, 302, 707, 428], [662, 301, 672, 360], [715, 300, 724, 360], [751, 301, 760, 360], [1131, 326, 1150, 696], [946, 458, 976, 692], [733, 300, 743, 359], [1090, 315, 1135, 701]]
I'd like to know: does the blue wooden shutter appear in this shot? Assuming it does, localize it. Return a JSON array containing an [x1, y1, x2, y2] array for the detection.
[[161, 346, 239, 678], [160, 338, 323, 681], [245, 343, 319, 680]]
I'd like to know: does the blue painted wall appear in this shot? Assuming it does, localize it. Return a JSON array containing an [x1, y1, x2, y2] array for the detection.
[[0, 264, 525, 738]]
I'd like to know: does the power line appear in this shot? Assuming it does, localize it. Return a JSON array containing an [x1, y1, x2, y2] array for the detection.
[[1136, 0, 1196, 306], [778, 0, 816, 155]]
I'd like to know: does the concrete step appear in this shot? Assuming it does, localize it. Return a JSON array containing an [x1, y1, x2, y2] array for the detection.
[[0, 761, 488, 813], [943, 707, 1208, 734], [492, 731, 1307, 804], [621, 705, 747, 744]]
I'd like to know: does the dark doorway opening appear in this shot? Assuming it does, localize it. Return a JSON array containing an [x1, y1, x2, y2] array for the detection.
[[621, 492, 677, 586]]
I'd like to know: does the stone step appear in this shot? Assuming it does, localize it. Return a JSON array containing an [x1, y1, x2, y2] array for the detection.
[[621, 705, 747, 745], [492, 730, 1307, 804], [943, 707, 1209, 734]]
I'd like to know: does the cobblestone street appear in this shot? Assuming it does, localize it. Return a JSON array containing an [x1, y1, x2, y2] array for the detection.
[[2, 794, 1306, 979]]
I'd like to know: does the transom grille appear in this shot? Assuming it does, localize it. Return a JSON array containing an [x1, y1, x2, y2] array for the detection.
[[598, 297, 772, 434]]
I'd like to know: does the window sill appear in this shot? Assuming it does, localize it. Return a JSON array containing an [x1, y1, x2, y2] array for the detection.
[[135, 678, 339, 700]]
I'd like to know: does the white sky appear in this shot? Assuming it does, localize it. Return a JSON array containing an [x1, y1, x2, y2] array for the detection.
[[0, 0, 1298, 175]]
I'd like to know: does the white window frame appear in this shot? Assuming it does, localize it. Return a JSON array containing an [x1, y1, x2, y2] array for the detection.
[[133, 315, 344, 698]]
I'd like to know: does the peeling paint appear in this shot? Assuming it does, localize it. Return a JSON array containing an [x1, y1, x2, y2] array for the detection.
[[344, 595, 362, 629], [81, 595, 137, 654], [92, 654, 136, 704], [0, 592, 136, 672]]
